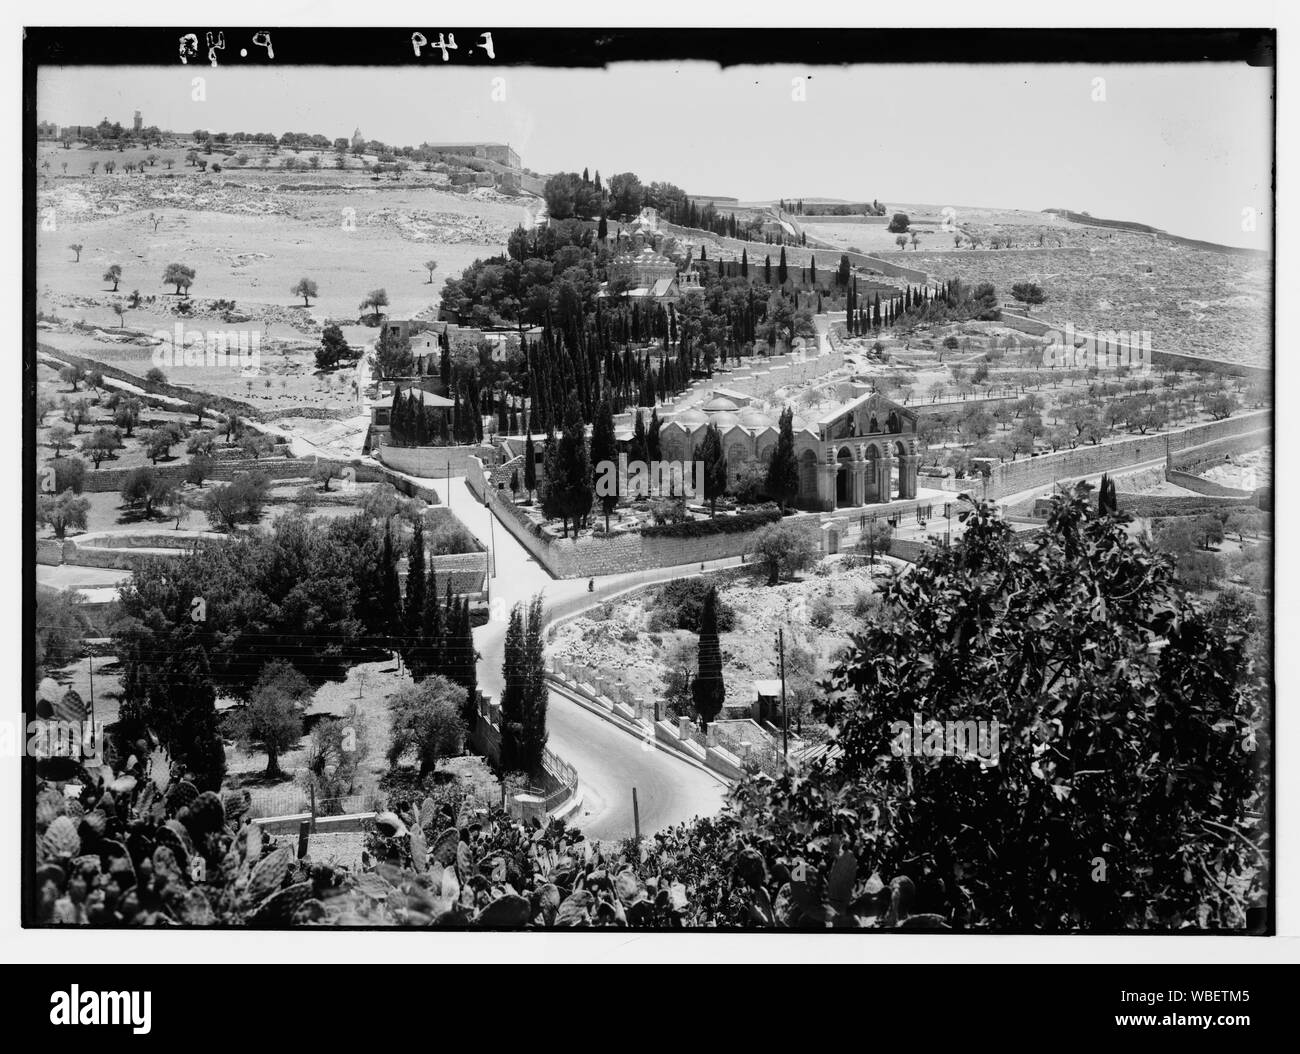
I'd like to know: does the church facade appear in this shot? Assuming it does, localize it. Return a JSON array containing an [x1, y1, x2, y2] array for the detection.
[[654, 390, 920, 511]]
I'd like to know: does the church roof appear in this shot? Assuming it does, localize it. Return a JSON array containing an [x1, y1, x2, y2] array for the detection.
[[672, 407, 709, 427], [702, 396, 741, 413], [815, 389, 916, 428]]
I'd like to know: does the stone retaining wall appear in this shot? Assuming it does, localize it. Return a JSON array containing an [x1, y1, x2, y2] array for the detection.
[[946, 411, 1271, 499], [377, 442, 498, 479]]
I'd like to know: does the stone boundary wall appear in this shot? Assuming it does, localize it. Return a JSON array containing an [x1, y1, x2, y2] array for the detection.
[[69, 455, 362, 493], [546, 660, 743, 784], [38, 343, 259, 420], [36, 539, 66, 565], [798, 215, 893, 224], [995, 312, 1271, 383], [1169, 429, 1271, 473], [471, 453, 826, 579], [1114, 493, 1256, 518], [39, 343, 357, 424], [377, 442, 498, 479], [910, 247, 1091, 265], [655, 219, 929, 283], [1165, 469, 1256, 499], [931, 411, 1271, 499], [680, 348, 844, 401]]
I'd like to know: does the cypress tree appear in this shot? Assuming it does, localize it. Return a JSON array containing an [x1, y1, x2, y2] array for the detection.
[[629, 408, 648, 468], [520, 594, 548, 772], [403, 516, 426, 667], [558, 393, 591, 534], [699, 422, 727, 519], [809, 254, 816, 286], [539, 430, 564, 530], [741, 247, 748, 278], [499, 603, 525, 771], [766, 406, 799, 513], [381, 520, 402, 651], [647, 407, 661, 462], [764, 255, 772, 284], [524, 432, 537, 501], [414, 391, 428, 446], [691, 587, 725, 733], [590, 395, 618, 532], [389, 386, 404, 445], [778, 246, 788, 285], [459, 596, 477, 726]]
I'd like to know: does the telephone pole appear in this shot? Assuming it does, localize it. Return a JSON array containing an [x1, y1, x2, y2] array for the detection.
[[777, 627, 788, 765]]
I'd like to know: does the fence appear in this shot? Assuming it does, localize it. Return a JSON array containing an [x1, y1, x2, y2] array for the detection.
[[539, 749, 579, 813], [249, 784, 378, 823]]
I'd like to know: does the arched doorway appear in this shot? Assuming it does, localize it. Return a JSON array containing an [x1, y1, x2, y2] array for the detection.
[[864, 444, 880, 503], [836, 447, 854, 507], [889, 440, 907, 501]]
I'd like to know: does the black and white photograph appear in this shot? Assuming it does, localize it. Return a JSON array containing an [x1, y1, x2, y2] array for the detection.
[[13, 6, 1290, 985]]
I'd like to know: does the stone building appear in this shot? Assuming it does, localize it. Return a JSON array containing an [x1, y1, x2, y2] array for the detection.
[[654, 389, 920, 510], [424, 142, 521, 168]]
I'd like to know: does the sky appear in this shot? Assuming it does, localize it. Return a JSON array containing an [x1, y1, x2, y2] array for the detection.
[[38, 61, 1273, 249]]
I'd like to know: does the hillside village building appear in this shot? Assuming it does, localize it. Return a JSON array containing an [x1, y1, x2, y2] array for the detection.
[[425, 142, 521, 168]]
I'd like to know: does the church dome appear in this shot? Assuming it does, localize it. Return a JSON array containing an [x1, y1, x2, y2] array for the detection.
[[738, 408, 773, 429], [702, 396, 741, 413], [673, 407, 709, 427]]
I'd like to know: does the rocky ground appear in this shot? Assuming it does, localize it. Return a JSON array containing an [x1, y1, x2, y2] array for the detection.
[[548, 557, 902, 706]]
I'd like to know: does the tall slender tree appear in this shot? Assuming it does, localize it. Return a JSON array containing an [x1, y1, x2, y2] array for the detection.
[[499, 604, 525, 771], [692, 587, 725, 732], [523, 432, 537, 502], [590, 395, 618, 531], [699, 422, 728, 518], [520, 594, 549, 772], [766, 406, 800, 513], [381, 519, 403, 652], [404, 516, 426, 666]]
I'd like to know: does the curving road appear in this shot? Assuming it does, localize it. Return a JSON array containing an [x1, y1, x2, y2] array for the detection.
[[545, 685, 727, 840], [427, 476, 733, 839]]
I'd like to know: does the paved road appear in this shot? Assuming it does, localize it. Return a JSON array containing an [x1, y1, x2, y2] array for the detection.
[[428, 476, 734, 838], [545, 685, 726, 840]]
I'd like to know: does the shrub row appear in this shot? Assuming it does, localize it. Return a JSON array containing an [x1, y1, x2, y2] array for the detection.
[[639, 508, 782, 539]]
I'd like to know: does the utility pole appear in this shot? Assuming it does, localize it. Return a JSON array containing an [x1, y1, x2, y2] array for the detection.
[[777, 628, 788, 765], [488, 513, 497, 577], [632, 787, 641, 843], [446, 459, 451, 510], [87, 651, 95, 735]]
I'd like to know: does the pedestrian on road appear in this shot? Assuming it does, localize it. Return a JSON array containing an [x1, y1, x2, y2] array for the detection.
[[588, 578, 594, 592]]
